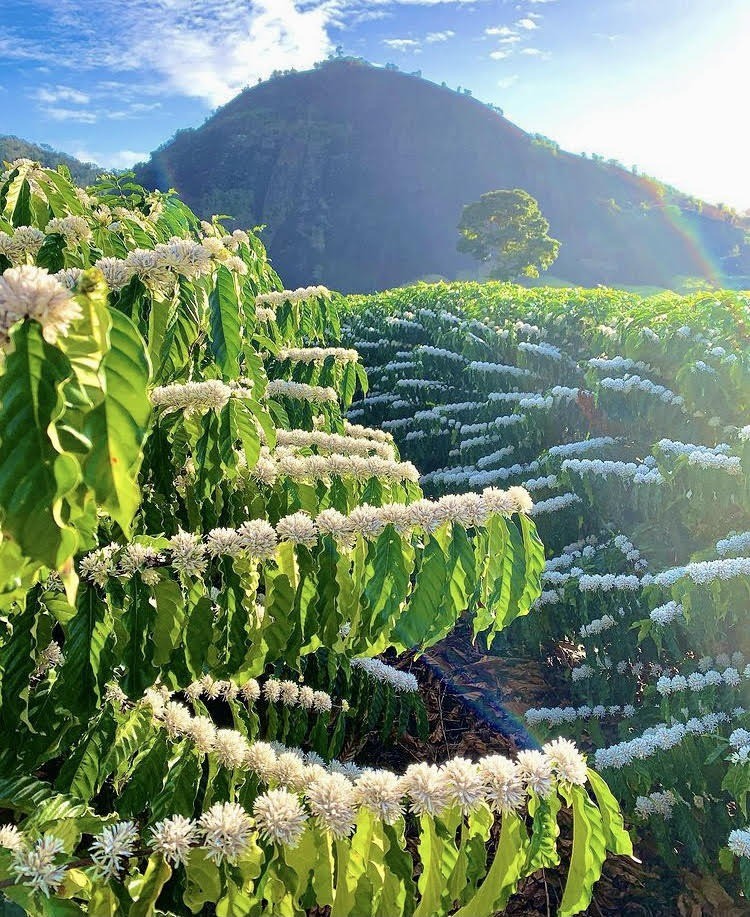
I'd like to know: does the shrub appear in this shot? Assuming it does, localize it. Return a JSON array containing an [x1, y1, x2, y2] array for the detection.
[[0, 165, 625, 915], [344, 280, 750, 901]]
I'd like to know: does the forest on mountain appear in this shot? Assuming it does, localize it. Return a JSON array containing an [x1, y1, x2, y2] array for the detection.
[[0, 135, 101, 186], [136, 59, 750, 293]]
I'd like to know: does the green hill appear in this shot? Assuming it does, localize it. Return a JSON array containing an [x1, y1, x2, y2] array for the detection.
[[142, 59, 744, 291], [0, 135, 102, 187]]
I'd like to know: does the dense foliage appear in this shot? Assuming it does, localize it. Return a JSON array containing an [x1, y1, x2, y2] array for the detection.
[[136, 59, 750, 294], [344, 280, 750, 902], [0, 162, 626, 915], [456, 190, 559, 281]]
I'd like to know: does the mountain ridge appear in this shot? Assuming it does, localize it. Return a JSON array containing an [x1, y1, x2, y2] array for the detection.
[[0, 135, 102, 187]]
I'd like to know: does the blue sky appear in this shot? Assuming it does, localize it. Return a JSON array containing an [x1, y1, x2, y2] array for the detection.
[[1, 0, 748, 209]]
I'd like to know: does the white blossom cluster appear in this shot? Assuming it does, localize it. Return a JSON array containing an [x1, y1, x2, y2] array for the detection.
[[32, 641, 64, 678], [529, 493, 582, 516], [460, 415, 525, 438], [716, 532, 750, 557], [648, 556, 750, 588], [524, 474, 558, 492], [594, 712, 736, 769], [395, 378, 448, 392], [656, 438, 731, 458], [93, 692, 590, 842], [350, 657, 419, 692], [649, 601, 683, 626], [562, 457, 664, 485], [343, 421, 393, 445], [351, 338, 400, 351], [81, 487, 534, 583], [415, 344, 467, 363], [46, 215, 92, 244], [580, 614, 617, 637], [656, 665, 744, 696], [547, 437, 618, 459], [518, 341, 563, 360], [181, 673, 335, 713], [246, 446, 419, 486], [265, 379, 339, 404], [588, 356, 652, 374], [376, 361, 416, 374], [468, 360, 532, 379], [150, 380, 240, 416], [0, 264, 82, 347], [728, 828, 750, 858], [476, 446, 518, 470], [276, 347, 359, 365], [434, 459, 542, 490], [0, 225, 46, 263], [598, 374, 684, 407], [255, 286, 331, 307], [686, 451, 742, 474], [635, 790, 676, 820], [577, 573, 642, 592], [525, 703, 636, 727], [98, 237, 249, 292], [256, 306, 276, 322], [272, 428, 395, 460]]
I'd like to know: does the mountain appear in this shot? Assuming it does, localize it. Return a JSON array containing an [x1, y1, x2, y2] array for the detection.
[[132, 59, 747, 292], [0, 136, 102, 187]]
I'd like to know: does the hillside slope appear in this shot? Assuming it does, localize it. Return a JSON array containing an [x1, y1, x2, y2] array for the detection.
[[0, 136, 101, 186], [137, 60, 748, 292]]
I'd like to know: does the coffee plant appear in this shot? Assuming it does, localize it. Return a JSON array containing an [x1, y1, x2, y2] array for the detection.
[[344, 280, 750, 901], [0, 162, 626, 916]]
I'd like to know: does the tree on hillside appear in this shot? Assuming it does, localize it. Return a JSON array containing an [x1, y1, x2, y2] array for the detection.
[[457, 188, 560, 280]]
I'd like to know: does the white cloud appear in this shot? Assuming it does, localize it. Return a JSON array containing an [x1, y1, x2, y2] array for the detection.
[[426, 30, 455, 42], [71, 148, 149, 169], [42, 107, 98, 123], [383, 38, 422, 52], [36, 85, 90, 105], [516, 17, 538, 29], [13, 0, 335, 107], [520, 47, 550, 58], [106, 103, 162, 120], [497, 75, 519, 89], [8, 0, 500, 108], [485, 26, 517, 37], [490, 50, 511, 60]]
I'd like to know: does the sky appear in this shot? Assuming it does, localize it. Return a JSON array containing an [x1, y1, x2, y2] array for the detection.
[[0, 0, 748, 210]]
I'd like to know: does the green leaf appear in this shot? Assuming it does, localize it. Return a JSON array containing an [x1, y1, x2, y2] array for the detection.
[[413, 814, 459, 917], [526, 790, 561, 871], [36, 234, 66, 273], [208, 265, 241, 378], [393, 536, 447, 649], [128, 854, 172, 917], [453, 813, 529, 917], [0, 596, 38, 738], [82, 308, 151, 535], [380, 821, 416, 917], [11, 179, 31, 226], [331, 809, 386, 917], [0, 322, 77, 569], [219, 398, 260, 469], [183, 849, 222, 913], [363, 527, 413, 642], [152, 577, 186, 666], [559, 785, 608, 917], [586, 768, 633, 856]]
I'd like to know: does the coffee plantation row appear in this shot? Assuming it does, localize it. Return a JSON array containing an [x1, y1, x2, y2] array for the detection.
[[0, 160, 632, 916], [342, 281, 750, 903]]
